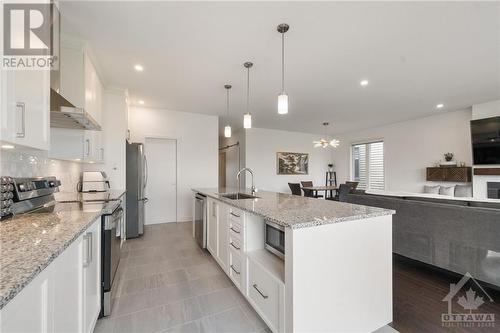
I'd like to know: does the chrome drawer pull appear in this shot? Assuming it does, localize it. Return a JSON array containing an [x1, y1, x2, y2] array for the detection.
[[230, 212, 240, 218], [230, 265, 240, 275], [230, 242, 240, 250], [253, 284, 268, 299], [229, 227, 240, 234]]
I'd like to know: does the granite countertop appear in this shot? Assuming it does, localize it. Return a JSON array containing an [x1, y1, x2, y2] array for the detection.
[[193, 188, 394, 229], [54, 189, 126, 203], [0, 201, 109, 310]]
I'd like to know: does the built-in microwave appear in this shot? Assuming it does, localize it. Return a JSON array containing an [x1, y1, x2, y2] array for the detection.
[[265, 221, 285, 260]]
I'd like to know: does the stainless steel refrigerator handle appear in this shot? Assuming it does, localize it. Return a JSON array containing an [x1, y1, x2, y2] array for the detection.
[[143, 155, 148, 188]]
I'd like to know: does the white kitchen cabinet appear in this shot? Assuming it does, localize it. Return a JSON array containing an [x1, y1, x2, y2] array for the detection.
[[83, 219, 101, 333], [0, 267, 52, 333], [53, 235, 84, 333], [59, 36, 103, 126], [0, 217, 102, 333], [207, 198, 218, 255], [0, 68, 50, 151], [247, 258, 282, 333], [217, 203, 229, 271], [83, 130, 104, 163]]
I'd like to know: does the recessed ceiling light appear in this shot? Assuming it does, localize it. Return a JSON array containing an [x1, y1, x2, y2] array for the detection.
[[1, 144, 15, 149], [138, 100, 145, 105], [360, 80, 369, 87], [436, 104, 444, 109], [134, 64, 144, 72]]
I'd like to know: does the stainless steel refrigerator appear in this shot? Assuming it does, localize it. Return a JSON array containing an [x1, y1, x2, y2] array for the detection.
[[126, 141, 148, 238]]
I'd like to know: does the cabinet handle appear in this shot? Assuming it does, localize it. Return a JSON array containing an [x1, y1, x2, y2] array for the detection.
[[83, 234, 89, 267], [230, 242, 240, 250], [87, 232, 93, 264], [16, 102, 26, 138], [230, 212, 240, 218], [253, 284, 268, 299], [229, 227, 240, 234], [83, 232, 93, 267], [230, 265, 240, 275], [85, 139, 90, 157]]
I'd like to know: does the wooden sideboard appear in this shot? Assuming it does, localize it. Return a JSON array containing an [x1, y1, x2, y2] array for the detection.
[[426, 167, 472, 182]]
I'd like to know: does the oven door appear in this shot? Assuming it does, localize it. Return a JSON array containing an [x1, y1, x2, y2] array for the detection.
[[102, 206, 123, 316], [265, 221, 285, 260]]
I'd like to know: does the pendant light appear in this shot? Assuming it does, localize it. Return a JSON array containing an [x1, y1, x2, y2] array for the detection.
[[313, 122, 340, 148], [243, 62, 253, 129], [224, 84, 232, 138], [277, 23, 289, 115]]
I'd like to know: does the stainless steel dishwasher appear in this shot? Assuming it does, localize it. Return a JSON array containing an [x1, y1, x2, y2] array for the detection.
[[194, 193, 207, 248]]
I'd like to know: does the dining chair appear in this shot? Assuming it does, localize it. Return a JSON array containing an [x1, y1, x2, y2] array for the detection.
[[338, 184, 352, 202], [329, 182, 357, 201], [346, 181, 359, 190], [300, 181, 323, 198], [288, 183, 302, 196]]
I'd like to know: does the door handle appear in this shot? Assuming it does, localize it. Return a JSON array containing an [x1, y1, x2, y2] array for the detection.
[[16, 102, 26, 138]]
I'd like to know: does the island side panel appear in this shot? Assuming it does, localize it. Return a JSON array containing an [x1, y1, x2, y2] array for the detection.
[[285, 215, 393, 333]]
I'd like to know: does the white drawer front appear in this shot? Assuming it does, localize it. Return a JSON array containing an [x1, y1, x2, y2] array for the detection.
[[229, 219, 244, 237], [229, 207, 243, 221], [248, 259, 280, 332], [229, 234, 244, 254], [229, 250, 244, 291]]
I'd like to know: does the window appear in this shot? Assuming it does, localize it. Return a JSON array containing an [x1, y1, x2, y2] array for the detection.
[[351, 141, 384, 190]]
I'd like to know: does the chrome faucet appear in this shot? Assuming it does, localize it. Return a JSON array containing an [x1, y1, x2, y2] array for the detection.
[[237, 167, 256, 195]]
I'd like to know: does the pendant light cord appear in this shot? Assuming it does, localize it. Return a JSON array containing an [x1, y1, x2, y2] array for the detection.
[[281, 32, 285, 93], [246, 67, 250, 114], [226, 88, 230, 118]]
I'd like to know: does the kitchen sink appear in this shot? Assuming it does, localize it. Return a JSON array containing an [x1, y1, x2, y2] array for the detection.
[[221, 193, 259, 200]]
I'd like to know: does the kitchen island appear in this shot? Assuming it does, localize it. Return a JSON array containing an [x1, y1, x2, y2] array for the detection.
[[193, 188, 395, 333]]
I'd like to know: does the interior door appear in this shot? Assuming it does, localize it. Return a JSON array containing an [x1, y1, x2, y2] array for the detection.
[[145, 138, 177, 224]]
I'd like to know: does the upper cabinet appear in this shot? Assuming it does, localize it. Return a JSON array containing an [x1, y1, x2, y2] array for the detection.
[[0, 67, 50, 151], [59, 36, 103, 126], [49, 33, 105, 162]]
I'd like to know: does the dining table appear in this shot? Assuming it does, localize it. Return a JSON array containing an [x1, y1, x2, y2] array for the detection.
[[301, 185, 338, 200]]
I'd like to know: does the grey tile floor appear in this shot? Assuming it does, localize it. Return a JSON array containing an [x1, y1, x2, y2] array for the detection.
[[94, 222, 270, 333]]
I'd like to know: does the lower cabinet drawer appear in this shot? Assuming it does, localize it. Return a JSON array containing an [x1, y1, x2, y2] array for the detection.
[[229, 250, 244, 291], [229, 234, 244, 255], [248, 259, 280, 332]]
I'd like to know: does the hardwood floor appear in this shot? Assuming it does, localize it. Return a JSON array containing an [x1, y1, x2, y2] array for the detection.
[[392, 254, 500, 333]]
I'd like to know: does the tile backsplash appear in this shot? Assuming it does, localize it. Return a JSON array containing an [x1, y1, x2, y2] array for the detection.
[[0, 149, 82, 192]]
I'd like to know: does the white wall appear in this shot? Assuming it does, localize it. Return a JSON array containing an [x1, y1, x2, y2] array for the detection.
[[83, 88, 128, 189], [220, 128, 246, 189], [245, 127, 332, 193], [472, 99, 500, 198], [333, 109, 473, 193], [129, 106, 218, 222]]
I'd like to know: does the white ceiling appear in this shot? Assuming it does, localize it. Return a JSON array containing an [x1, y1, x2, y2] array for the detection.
[[60, 1, 500, 135]]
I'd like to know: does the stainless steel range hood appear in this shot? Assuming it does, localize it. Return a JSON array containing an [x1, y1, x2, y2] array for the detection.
[[50, 89, 101, 130]]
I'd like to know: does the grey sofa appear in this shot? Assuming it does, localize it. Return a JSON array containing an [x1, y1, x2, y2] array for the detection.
[[345, 192, 500, 288]]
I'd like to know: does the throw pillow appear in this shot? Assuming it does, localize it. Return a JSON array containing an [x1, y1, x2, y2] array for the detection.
[[423, 185, 440, 194], [439, 185, 455, 196], [455, 185, 472, 197]]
